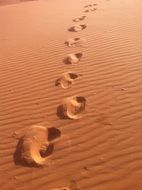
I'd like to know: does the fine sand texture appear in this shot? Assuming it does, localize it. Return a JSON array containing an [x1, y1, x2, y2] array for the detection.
[[0, 0, 37, 5], [0, 0, 142, 190]]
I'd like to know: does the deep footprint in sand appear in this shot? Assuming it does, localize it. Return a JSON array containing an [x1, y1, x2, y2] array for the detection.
[[14, 125, 61, 166], [57, 96, 86, 119], [55, 72, 82, 89], [65, 38, 86, 47], [68, 24, 86, 32], [73, 15, 86, 22], [64, 53, 83, 65]]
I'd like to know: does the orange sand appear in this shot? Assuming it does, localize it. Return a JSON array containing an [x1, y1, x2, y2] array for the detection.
[[0, 0, 142, 189]]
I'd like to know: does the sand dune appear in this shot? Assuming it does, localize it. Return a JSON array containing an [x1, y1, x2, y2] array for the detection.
[[0, 0, 142, 189]]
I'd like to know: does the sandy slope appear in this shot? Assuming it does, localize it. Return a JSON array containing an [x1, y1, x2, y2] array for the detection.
[[0, 0, 142, 189]]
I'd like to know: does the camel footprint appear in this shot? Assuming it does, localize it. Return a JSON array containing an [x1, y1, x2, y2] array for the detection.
[[55, 72, 82, 89]]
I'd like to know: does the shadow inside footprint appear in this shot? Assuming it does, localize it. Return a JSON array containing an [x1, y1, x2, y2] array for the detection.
[[57, 105, 68, 119], [14, 138, 24, 166], [48, 127, 61, 141], [69, 73, 80, 79], [39, 144, 54, 158]]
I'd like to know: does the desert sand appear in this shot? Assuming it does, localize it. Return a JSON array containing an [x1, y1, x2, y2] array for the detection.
[[0, 0, 142, 189]]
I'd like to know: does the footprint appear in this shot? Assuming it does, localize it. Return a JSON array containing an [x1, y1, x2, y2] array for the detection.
[[91, 8, 97, 11], [51, 188, 70, 190], [55, 72, 82, 89], [57, 96, 86, 119], [64, 53, 83, 65], [51, 180, 79, 190], [65, 38, 86, 47], [14, 125, 61, 166], [84, 4, 92, 8], [84, 9, 90, 13], [68, 24, 86, 32], [84, 5, 90, 8], [84, 3, 97, 8], [84, 8, 97, 12], [73, 16, 86, 22]]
